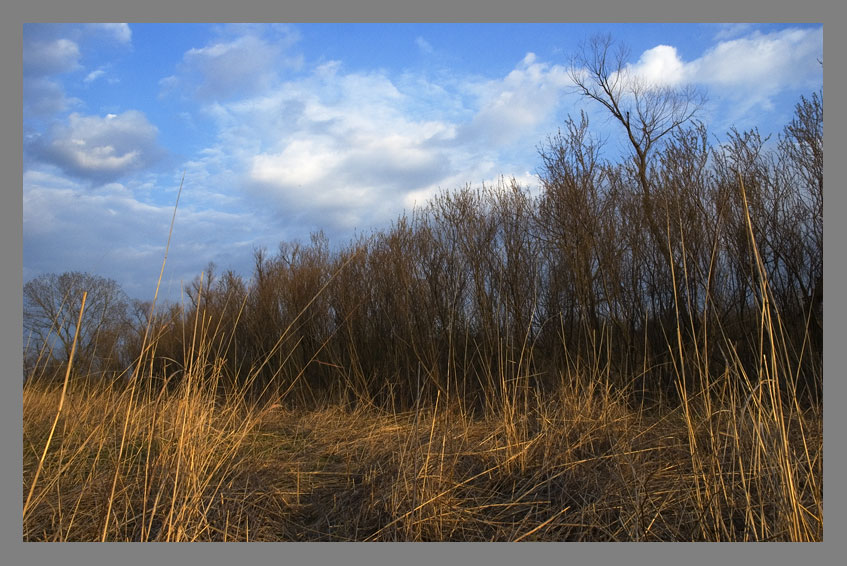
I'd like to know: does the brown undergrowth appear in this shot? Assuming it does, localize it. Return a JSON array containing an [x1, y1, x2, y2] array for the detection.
[[23, 367, 821, 541]]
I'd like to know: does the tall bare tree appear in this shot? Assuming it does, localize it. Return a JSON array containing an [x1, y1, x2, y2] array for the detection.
[[569, 34, 705, 239]]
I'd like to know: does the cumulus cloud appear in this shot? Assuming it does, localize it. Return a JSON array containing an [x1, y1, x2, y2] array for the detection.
[[459, 52, 571, 146], [23, 24, 132, 80], [23, 38, 81, 76], [686, 28, 822, 93], [23, 24, 131, 122], [87, 23, 132, 44], [28, 111, 164, 183], [23, 77, 78, 116], [161, 28, 300, 101], [594, 26, 822, 127], [22, 31, 83, 116], [168, 46, 576, 237], [23, 169, 263, 300], [627, 45, 687, 87], [23, 170, 175, 297], [621, 27, 821, 100], [243, 69, 458, 231]]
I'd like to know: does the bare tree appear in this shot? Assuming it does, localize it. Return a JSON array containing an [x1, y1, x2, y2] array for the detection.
[[569, 34, 705, 237], [536, 111, 608, 332], [24, 271, 129, 379], [778, 91, 822, 310]]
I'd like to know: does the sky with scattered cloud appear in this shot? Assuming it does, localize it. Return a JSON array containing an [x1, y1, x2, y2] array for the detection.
[[22, 23, 823, 301]]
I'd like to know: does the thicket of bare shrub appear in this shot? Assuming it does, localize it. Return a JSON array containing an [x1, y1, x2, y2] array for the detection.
[[81, 88, 819, 413]]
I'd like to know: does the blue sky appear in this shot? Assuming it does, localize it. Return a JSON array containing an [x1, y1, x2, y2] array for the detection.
[[22, 23, 823, 301]]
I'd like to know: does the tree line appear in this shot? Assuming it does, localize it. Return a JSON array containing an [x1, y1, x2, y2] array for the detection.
[[25, 39, 822, 410]]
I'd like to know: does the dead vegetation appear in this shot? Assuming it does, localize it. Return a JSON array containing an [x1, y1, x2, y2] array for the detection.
[[23, 69, 822, 541]]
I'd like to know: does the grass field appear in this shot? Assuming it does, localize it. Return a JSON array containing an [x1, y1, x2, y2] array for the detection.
[[23, 335, 822, 541]]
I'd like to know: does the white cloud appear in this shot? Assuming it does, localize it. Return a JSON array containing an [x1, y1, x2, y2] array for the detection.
[[23, 24, 131, 121], [28, 111, 164, 183], [23, 38, 81, 76], [586, 27, 822, 126], [686, 28, 822, 93], [88, 23, 132, 44], [23, 168, 264, 300], [416, 36, 434, 54], [713, 23, 753, 41], [459, 52, 571, 146], [162, 29, 300, 101], [23, 77, 79, 116], [23, 170, 175, 289], [617, 28, 821, 104], [627, 45, 686, 87], [252, 139, 342, 188], [167, 46, 578, 238], [243, 77, 457, 231], [83, 68, 106, 83], [185, 35, 279, 98]]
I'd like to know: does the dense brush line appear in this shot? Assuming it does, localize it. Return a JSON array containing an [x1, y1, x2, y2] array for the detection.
[[24, 91, 821, 413]]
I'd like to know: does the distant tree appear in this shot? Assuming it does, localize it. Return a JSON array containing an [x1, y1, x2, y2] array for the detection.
[[568, 34, 705, 239], [778, 90, 822, 308], [24, 271, 129, 379]]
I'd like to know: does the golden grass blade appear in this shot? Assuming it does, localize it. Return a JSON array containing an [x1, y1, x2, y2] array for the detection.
[[23, 291, 87, 520]]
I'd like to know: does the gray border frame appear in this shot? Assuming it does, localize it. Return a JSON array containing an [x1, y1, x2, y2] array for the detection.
[[5, 2, 840, 565]]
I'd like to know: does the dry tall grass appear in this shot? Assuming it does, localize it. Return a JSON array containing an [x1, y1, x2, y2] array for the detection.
[[22, 253, 822, 541], [22, 357, 821, 541]]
